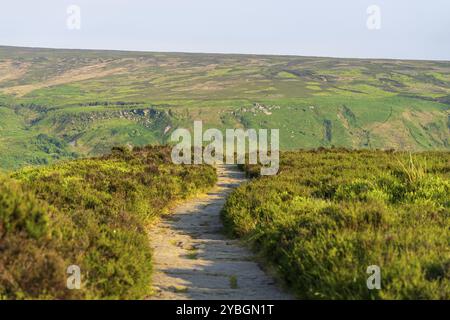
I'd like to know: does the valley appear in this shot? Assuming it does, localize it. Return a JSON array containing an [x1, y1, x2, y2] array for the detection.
[[0, 46, 449, 169]]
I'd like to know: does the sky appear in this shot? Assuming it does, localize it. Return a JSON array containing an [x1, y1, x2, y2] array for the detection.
[[1, 0, 449, 60]]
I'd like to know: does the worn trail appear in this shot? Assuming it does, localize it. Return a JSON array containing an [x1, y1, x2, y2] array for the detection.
[[148, 165, 291, 300]]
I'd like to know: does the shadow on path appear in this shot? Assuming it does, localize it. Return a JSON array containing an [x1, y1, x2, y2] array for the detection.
[[148, 165, 292, 300]]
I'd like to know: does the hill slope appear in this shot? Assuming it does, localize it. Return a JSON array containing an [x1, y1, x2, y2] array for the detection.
[[0, 46, 449, 169]]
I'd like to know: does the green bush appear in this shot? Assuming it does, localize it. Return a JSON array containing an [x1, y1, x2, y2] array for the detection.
[[223, 149, 450, 299], [0, 177, 79, 299], [1, 145, 217, 299]]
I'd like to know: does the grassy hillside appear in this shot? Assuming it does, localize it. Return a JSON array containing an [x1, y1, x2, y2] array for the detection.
[[0, 46, 449, 169], [222, 150, 450, 299], [0, 146, 216, 299]]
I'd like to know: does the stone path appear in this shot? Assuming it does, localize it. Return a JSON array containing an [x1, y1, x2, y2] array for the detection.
[[148, 165, 292, 300]]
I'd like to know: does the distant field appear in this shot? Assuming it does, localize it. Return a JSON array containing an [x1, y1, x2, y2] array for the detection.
[[223, 149, 450, 299], [0, 46, 449, 169]]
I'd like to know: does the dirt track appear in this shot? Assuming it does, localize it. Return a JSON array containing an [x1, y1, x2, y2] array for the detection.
[[148, 165, 291, 300]]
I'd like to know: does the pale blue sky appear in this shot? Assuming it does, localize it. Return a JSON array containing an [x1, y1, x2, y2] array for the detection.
[[1, 0, 449, 60]]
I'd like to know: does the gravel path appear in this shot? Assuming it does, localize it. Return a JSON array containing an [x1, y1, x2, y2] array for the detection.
[[148, 165, 292, 300]]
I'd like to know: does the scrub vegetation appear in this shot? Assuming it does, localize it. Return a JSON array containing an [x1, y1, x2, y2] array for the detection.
[[222, 149, 450, 299], [0, 146, 216, 299]]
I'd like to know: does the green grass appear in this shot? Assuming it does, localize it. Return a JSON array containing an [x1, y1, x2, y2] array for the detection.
[[186, 251, 199, 260], [229, 275, 238, 289], [0, 145, 217, 299], [222, 149, 450, 299], [0, 46, 449, 169]]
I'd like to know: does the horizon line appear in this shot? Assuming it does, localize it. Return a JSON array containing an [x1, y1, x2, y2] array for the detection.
[[1, 44, 449, 63]]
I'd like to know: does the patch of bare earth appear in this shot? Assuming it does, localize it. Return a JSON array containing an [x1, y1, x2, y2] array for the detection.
[[371, 110, 447, 149], [148, 165, 292, 300], [0, 60, 31, 83], [1, 62, 126, 96], [370, 118, 416, 150]]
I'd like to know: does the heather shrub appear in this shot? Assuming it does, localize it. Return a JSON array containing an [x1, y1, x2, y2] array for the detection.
[[1, 146, 216, 299], [223, 149, 449, 299]]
